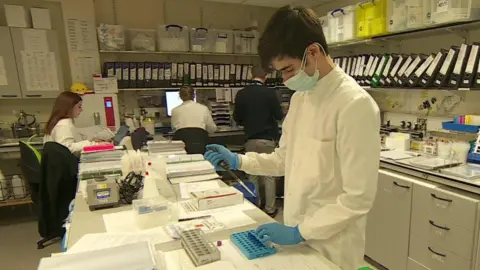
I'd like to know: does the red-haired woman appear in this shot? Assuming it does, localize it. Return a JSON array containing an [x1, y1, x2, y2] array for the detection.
[[43, 91, 99, 154]]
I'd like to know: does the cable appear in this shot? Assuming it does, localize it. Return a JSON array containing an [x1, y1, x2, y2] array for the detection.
[[116, 172, 144, 204]]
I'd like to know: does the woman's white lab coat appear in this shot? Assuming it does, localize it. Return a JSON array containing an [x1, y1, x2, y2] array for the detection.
[[43, 118, 94, 154], [239, 66, 381, 269]]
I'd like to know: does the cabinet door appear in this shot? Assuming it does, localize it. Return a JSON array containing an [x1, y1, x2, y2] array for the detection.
[[0, 27, 22, 99], [10, 28, 64, 99], [366, 169, 413, 270]]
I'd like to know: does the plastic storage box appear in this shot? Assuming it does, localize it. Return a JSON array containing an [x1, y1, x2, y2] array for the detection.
[[190, 28, 214, 53], [234, 30, 259, 54], [356, 0, 388, 38], [442, 121, 480, 133], [319, 15, 331, 44], [132, 196, 176, 230], [431, 0, 480, 24], [388, 0, 408, 32], [212, 30, 234, 54], [127, 29, 155, 52], [407, 0, 433, 29], [97, 24, 125, 51], [157, 24, 189, 52], [328, 5, 357, 43]]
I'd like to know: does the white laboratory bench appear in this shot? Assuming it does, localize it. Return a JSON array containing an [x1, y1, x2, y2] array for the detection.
[[66, 177, 340, 269], [0, 137, 43, 154], [366, 158, 480, 270]]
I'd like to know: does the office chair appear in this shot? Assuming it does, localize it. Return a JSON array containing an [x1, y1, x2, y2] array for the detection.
[[18, 141, 41, 207], [173, 128, 209, 154]]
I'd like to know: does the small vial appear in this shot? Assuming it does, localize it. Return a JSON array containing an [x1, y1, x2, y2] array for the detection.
[[145, 171, 149, 176], [217, 240, 222, 247]]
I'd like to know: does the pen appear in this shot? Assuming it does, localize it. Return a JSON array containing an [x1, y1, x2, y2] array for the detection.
[[178, 215, 211, 222]]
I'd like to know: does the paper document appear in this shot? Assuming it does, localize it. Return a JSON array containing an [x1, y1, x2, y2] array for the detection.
[[159, 240, 340, 270], [21, 51, 59, 91], [180, 180, 220, 199], [0, 56, 8, 86], [23, 29, 48, 51], [77, 125, 114, 141], [178, 200, 255, 219], [380, 150, 417, 160], [169, 173, 220, 184], [67, 233, 170, 254]]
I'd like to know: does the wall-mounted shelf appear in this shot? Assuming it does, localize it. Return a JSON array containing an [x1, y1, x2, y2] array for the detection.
[[119, 86, 285, 91], [99, 50, 258, 57], [329, 19, 480, 49], [364, 87, 480, 92]]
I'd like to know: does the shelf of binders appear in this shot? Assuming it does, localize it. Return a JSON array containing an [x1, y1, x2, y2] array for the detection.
[[329, 19, 480, 49], [99, 50, 258, 57], [119, 86, 284, 91]]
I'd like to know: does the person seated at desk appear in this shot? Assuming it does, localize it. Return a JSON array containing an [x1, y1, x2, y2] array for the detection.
[[171, 86, 217, 154], [171, 86, 217, 134], [43, 91, 106, 155]]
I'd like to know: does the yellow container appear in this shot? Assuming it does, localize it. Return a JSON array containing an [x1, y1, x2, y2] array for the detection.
[[356, 0, 388, 38]]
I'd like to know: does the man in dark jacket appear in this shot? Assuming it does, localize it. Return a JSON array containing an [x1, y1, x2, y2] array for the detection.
[[233, 65, 283, 217]]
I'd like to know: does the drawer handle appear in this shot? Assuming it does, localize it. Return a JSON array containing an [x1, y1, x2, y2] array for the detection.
[[393, 181, 410, 189], [428, 247, 446, 257], [431, 193, 453, 203], [429, 220, 450, 231]]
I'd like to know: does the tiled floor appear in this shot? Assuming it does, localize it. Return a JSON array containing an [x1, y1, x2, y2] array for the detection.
[[0, 201, 381, 270]]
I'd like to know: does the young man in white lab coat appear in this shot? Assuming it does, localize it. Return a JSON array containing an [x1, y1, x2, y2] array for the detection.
[[205, 5, 380, 270]]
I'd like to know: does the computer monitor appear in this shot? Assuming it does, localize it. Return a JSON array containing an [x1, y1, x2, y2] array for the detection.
[[166, 91, 196, 117]]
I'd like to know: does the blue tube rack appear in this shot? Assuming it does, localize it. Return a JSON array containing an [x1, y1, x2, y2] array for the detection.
[[230, 230, 276, 260]]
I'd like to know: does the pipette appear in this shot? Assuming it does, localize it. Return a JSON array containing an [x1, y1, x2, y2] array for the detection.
[[207, 148, 257, 198]]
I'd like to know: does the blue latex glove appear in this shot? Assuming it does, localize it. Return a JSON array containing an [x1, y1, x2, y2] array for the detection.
[[204, 144, 239, 170], [255, 223, 304, 246]]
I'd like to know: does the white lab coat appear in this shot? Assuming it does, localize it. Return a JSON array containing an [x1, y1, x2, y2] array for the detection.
[[171, 101, 217, 134], [43, 118, 94, 154], [240, 66, 380, 270]]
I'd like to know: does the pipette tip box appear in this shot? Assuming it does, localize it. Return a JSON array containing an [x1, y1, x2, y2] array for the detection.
[[180, 229, 221, 266], [230, 230, 277, 260]]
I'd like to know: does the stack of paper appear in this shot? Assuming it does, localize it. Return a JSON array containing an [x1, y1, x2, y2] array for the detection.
[[38, 242, 156, 270], [80, 148, 125, 163], [147, 140, 185, 154], [165, 154, 204, 164], [78, 160, 123, 180], [167, 161, 218, 184]]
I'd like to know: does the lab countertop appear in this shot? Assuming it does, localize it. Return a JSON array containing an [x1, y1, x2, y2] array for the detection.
[[67, 178, 340, 269], [0, 137, 43, 154], [380, 157, 480, 194]]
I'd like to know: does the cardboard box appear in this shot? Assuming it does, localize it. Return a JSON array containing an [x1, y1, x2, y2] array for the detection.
[[191, 187, 243, 210], [5, 5, 31, 28], [30, 8, 51, 29]]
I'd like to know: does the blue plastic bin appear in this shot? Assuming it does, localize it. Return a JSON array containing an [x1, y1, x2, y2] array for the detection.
[[233, 181, 258, 205], [442, 121, 480, 133]]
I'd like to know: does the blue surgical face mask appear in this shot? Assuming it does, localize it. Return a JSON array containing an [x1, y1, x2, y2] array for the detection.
[[284, 46, 321, 92]]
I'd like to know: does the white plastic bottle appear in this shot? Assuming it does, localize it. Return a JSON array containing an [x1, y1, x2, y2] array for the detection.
[[11, 175, 25, 199]]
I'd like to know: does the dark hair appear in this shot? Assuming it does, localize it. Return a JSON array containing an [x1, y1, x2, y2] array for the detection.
[[45, 91, 82, 135], [251, 65, 267, 78], [258, 5, 329, 70], [179, 85, 195, 101]]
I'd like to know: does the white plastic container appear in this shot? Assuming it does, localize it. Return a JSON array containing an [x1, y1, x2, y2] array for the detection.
[[437, 141, 453, 158], [406, 0, 433, 28], [451, 141, 471, 163], [11, 175, 25, 199], [190, 28, 214, 53], [388, 0, 408, 32], [319, 15, 331, 44], [328, 5, 356, 43], [97, 24, 125, 51], [212, 30, 234, 54], [431, 0, 480, 24], [133, 196, 176, 230], [233, 30, 259, 54], [127, 29, 156, 52], [157, 24, 189, 52]]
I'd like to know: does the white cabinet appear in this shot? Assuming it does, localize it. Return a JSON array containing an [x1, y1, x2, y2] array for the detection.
[[365, 169, 414, 270], [10, 28, 64, 99], [0, 27, 22, 99]]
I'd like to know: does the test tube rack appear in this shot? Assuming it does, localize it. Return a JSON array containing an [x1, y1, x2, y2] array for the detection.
[[180, 229, 221, 266], [230, 230, 277, 260]]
